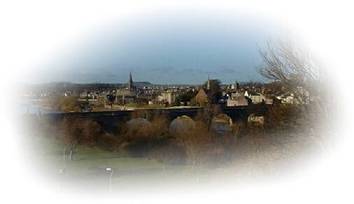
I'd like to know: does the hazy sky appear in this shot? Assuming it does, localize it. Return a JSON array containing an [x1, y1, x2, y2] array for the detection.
[[33, 11, 283, 84]]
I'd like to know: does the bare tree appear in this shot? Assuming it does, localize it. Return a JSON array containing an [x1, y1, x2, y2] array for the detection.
[[259, 40, 332, 133], [258, 40, 334, 152], [258, 41, 321, 103]]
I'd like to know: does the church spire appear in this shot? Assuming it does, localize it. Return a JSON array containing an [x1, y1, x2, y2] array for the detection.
[[207, 75, 211, 90], [128, 72, 134, 90]]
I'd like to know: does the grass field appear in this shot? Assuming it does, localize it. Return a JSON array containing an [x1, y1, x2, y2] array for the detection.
[[25, 136, 218, 192]]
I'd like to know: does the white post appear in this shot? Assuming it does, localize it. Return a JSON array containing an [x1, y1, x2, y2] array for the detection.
[[106, 167, 114, 192]]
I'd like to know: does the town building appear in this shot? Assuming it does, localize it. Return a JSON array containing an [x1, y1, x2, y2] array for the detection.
[[157, 90, 177, 105], [194, 88, 209, 106], [227, 95, 249, 107], [244, 90, 266, 104]]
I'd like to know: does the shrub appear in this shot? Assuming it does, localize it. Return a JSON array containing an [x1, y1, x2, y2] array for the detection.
[[97, 133, 121, 151], [147, 139, 187, 165], [61, 117, 102, 147], [175, 120, 217, 165], [265, 104, 305, 129], [150, 113, 169, 138], [124, 118, 154, 140]]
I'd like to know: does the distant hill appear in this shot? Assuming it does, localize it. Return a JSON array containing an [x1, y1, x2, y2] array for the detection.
[[23, 81, 153, 92]]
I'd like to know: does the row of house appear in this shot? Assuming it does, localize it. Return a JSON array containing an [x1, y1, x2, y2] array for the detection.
[[23, 73, 312, 111], [108, 75, 312, 108]]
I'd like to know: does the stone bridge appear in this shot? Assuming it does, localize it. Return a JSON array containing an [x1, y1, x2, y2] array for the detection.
[[40, 105, 268, 133]]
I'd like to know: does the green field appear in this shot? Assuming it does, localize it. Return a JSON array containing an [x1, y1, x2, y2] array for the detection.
[[27, 136, 217, 192]]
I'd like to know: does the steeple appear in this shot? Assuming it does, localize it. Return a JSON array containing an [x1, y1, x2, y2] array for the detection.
[[235, 81, 240, 90], [128, 72, 134, 90], [206, 75, 211, 90]]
